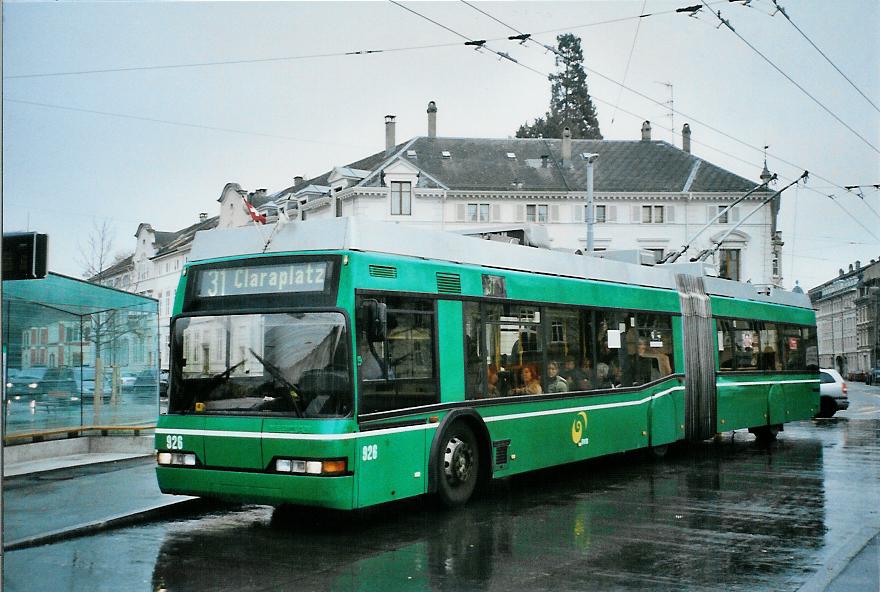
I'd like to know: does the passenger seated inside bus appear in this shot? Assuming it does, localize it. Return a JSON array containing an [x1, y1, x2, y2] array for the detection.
[[560, 356, 587, 390], [512, 365, 542, 395], [545, 360, 568, 393]]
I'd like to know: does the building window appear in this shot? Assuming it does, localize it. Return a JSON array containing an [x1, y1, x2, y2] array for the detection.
[[642, 205, 664, 224], [527, 204, 548, 223], [467, 203, 490, 222], [595, 205, 606, 223], [718, 249, 741, 281], [717, 206, 729, 224], [390, 181, 412, 215]]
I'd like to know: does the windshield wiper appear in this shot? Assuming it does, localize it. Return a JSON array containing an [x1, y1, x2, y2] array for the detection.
[[211, 359, 246, 382], [248, 348, 303, 418]]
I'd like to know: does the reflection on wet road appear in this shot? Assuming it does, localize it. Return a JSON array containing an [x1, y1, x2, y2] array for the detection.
[[6, 417, 880, 591]]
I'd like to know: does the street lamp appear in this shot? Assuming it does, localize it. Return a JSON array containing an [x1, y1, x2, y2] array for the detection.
[[583, 153, 599, 253]]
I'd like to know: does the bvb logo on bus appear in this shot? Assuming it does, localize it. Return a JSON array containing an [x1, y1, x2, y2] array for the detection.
[[571, 411, 589, 447]]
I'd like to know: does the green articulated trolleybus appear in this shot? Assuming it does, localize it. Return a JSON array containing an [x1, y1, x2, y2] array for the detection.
[[156, 218, 819, 509]]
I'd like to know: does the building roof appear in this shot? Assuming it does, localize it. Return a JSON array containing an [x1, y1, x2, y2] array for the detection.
[[89, 254, 134, 282], [153, 216, 219, 258], [282, 136, 768, 196]]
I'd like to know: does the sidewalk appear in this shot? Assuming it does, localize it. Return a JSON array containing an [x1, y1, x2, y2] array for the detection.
[[3, 453, 199, 551]]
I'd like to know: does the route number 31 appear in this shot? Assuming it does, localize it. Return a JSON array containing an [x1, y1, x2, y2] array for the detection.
[[362, 444, 378, 461]]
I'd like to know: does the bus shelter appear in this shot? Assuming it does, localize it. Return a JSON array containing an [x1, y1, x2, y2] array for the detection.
[[2, 273, 159, 444]]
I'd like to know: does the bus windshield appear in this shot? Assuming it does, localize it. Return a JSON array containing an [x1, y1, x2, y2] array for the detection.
[[169, 312, 351, 418]]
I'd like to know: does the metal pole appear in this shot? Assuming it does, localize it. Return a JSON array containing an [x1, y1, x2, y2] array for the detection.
[[584, 153, 599, 253]]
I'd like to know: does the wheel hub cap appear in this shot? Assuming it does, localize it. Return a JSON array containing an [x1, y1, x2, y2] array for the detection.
[[443, 436, 473, 484]]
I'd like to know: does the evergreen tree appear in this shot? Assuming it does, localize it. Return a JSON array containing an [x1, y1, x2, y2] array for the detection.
[[516, 34, 602, 139]]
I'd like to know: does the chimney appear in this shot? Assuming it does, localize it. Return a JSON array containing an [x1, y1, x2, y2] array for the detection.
[[541, 154, 549, 168], [849, 264, 854, 272], [199, 212, 208, 222], [641, 121, 652, 141], [427, 101, 437, 138], [294, 175, 304, 186], [562, 127, 572, 166], [856, 260, 861, 269], [839, 268, 845, 276], [682, 123, 691, 153], [385, 115, 396, 155]]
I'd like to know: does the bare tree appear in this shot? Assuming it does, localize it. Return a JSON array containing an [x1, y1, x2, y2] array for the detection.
[[78, 219, 117, 279]]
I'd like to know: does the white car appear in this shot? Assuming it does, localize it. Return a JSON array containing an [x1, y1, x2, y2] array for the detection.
[[817, 369, 849, 418]]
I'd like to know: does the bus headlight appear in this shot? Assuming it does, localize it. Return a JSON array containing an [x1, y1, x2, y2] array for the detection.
[[158, 452, 196, 466], [273, 458, 347, 475]]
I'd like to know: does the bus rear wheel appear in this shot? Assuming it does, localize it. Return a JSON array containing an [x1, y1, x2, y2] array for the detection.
[[437, 423, 480, 507]]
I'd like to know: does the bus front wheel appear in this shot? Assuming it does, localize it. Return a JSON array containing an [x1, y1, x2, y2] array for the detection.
[[436, 423, 480, 507]]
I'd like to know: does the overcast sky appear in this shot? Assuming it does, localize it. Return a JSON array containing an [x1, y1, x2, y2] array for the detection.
[[3, 0, 878, 290]]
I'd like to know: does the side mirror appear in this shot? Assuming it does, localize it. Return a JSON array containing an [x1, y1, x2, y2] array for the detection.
[[359, 299, 387, 342]]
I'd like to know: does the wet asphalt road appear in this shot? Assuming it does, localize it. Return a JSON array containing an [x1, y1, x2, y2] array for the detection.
[[5, 384, 879, 592]]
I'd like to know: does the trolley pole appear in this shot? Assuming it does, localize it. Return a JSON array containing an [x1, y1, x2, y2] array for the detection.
[[584, 153, 599, 253]]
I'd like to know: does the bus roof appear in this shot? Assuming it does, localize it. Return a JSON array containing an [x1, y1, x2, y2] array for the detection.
[[188, 218, 812, 310]]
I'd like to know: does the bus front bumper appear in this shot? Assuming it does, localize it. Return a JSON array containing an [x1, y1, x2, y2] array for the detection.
[[157, 466, 355, 510]]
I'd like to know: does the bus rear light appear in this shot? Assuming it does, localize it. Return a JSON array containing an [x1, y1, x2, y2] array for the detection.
[[306, 461, 323, 474]]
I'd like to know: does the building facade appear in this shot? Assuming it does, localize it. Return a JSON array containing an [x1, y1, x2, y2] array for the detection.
[[270, 105, 782, 288], [809, 258, 880, 376]]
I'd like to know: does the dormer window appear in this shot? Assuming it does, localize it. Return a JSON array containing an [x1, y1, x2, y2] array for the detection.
[[441, 150, 451, 158], [390, 181, 412, 216], [407, 149, 417, 158], [506, 152, 516, 159]]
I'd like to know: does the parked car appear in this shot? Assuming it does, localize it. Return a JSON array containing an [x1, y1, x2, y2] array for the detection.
[[817, 369, 849, 418], [866, 367, 880, 385], [6, 367, 79, 403], [6, 367, 49, 400], [131, 368, 163, 399]]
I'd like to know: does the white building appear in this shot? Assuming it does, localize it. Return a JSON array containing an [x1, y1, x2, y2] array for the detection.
[[269, 106, 782, 287], [810, 258, 880, 376]]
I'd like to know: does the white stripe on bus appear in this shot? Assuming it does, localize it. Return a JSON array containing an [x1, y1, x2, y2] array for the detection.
[[716, 379, 819, 387]]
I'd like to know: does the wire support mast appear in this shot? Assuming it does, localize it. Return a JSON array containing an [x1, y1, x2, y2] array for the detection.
[[691, 171, 808, 263]]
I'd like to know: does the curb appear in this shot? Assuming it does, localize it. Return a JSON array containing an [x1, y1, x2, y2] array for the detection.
[[796, 526, 880, 592], [4, 454, 154, 480], [3, 496, 203, 552]]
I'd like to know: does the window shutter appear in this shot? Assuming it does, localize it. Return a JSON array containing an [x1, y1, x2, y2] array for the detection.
[[666, 205, 675, 223], [491, 204, 501, 221], [455, 204, 465, 221], [550, 205, 560, 222], [574, 205, 583, 222], [516, 204, 525, 222], [730, 206, 740, 222], [607, 205, 618, 222], [631, 205, 641, 223], [707, 205, 716, 223]]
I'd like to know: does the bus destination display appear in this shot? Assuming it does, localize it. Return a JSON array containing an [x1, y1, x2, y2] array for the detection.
[[196, 261, 328, 297]]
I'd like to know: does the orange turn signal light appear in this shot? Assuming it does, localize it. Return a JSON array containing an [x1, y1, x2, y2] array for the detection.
[[322, 459, 347, 475]]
